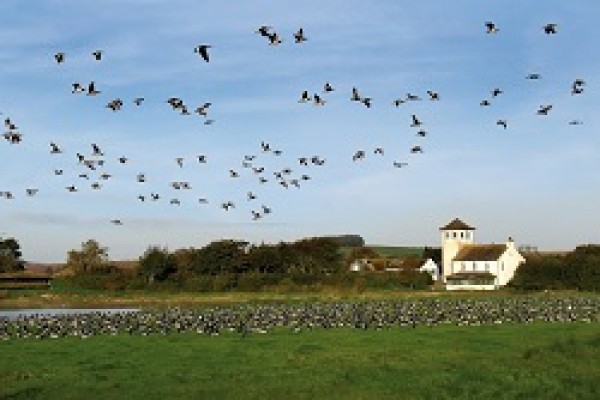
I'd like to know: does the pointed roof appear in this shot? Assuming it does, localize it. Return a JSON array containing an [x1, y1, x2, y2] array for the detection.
[[439, 218, 476, 231], [452, 244, 506, 262]]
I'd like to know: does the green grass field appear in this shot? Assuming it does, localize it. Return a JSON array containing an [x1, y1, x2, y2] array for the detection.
[[1, 323, 598, 399]]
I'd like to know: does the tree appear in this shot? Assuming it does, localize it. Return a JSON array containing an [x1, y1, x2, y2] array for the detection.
[[290, 237, 344, 273], [191, 240, 248, 275], [247, 244, 286, 273], [66, 239, 109, 274], [138, 246, 176, 284], [0, 237, 25, 272]]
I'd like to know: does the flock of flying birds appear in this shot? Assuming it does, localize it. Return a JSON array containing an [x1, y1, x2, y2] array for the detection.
[[0, 21, 589, 225]]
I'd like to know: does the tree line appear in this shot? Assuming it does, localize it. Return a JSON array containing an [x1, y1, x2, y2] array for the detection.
[[509, 245, 600, 291], [58, 237, 432, 291]]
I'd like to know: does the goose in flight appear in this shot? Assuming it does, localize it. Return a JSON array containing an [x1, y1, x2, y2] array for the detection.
[[361, 97, 372, 108], [491, 88, 503, 97], [92, 143, 103, 156], [110, 219, 123, 225], [411, 114, 422, 127], [294, 28, 307, 43], [393, 161, 408, 168], [313, 94, 326, 106], [194, 45, 211, 62], [26, 188, 39, 196], [106, 98, 124, 111], [92, 50, 103, 60], [255, 25, 272, 37], [50, 142, 62, 154], [323, 82, 334, 92], [410, 146, 423, 154], [543, 23, 558, 34], [221, 201, 235, 210], [268, 32, 282, 45], [54, 52, 65, 64], [87, 81, 100, 96], [427, 91, 440, 101], [393, 98, 406, 107], [133, 97, 145, 106], [195, 102, 212, 116], [175, 157, 184, 168], [72, 83, 86, 94], [485, 21, 499, 34], [497, 119, 508, 129], [352, 150, 366, 161], [537, 105, 552, 115], [298, 90, 310, 103]]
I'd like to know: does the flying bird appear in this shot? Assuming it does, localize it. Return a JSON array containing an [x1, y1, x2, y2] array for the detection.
[[497, 119, 508, 129], [54, 52, 65, 64], [543, 23, 558, 34], [294, 28, 307, 43], [537, 105, 553, 115], [255, 25, 272, 37], [427, 91, 440, 101], [194, 45, 211, 62], [411, 115, 422, 127], [485, 21, 499, 34], [299, 90, 310, 103], [87, 81, 100, 96], [92, 50, 103, 60]]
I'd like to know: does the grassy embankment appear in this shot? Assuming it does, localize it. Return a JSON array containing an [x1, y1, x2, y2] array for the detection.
[[1, 322, 598, 399]]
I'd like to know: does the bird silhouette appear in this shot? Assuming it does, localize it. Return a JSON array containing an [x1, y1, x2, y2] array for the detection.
[[294, 28, 307, 43], [194, 45, 211, 62], [543, 23, 558, 34], [485, 21, 499, 34], [54, 52, 65, 64]]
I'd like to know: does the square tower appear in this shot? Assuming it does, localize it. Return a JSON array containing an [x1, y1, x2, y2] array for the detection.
[[440, 218, 475, 282]]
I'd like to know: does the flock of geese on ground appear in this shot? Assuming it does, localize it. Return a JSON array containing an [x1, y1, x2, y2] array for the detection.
[[1, 296, 597, 340], [0, 22, 588, 224]]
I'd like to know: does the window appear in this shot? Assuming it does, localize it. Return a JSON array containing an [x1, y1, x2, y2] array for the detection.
[[445, 232, 450, 239], [461, 262, 466, 271], [453, 232, 457, 239], [460, 232, 464, 238], [501, 262, 504, 271], [485, 263, 490, 272], [465, 232, 470, 240]]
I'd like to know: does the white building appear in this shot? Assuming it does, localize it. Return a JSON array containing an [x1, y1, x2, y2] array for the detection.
[[440, 218, 525, 290], [419, 258, 439, 281]]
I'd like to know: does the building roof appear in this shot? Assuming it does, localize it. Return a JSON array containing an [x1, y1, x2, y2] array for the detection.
[[446, 271, 496, 280], [453, 244, 506, 262], [439, 218, 476, 231]]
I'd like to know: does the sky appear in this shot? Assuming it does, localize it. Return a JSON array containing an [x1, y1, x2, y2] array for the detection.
[[1, 1, 598, 262]]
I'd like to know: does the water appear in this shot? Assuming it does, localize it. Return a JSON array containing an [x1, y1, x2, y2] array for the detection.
[[0, 308, 140, 320]]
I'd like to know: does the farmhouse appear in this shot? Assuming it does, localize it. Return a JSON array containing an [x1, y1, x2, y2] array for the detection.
[[440, 218, 525, 290]]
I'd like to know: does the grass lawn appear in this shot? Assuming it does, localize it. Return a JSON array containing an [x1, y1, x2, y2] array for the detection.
[[1, 323, 598, 399]]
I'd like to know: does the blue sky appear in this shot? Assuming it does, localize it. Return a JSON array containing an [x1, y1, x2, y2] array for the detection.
[[1, 1, 598, 262]]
